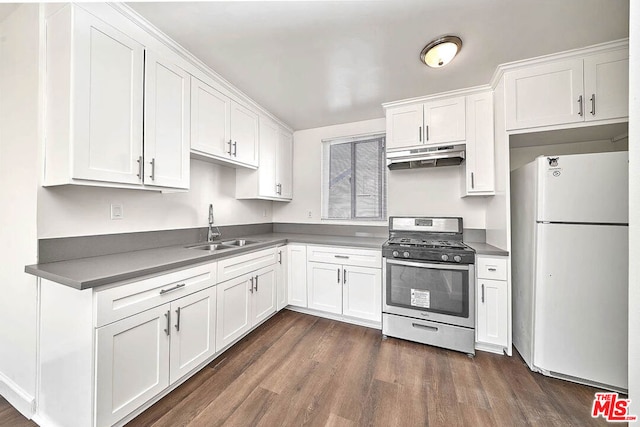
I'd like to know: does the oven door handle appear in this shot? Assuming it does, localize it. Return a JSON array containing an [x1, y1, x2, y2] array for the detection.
[[385, 259, 470, 271]]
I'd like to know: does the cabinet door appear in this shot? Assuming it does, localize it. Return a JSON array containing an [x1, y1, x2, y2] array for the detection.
[[423, 97, 466, 144], [476, 279, 508, 347], [276, 128, 293, 199], [96, 304, 170, 427], [463, 92, 495, 196], [258, 117, 278, 198], [505, 59, 584, 130], [287, 245, 308, 308], [584, 49, 629, 122], [342, 265, 381, 322], [307, 262, 342, 315], [230, 100, 259, 166], [252, 266, 277, 325], [190, 77, 230, 157], [169, 287, 216, 384], [216, 275, 252, 352], [385, 104, 423, 150], [276, 247, 288, 311], [72, 7, 144, 185], [144, 51, 190, 189]]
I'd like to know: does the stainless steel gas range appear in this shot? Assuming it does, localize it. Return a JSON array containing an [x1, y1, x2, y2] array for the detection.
[[382, 216, 476, 355]]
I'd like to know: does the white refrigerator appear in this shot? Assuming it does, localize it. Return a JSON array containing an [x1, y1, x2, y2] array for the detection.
[[511, 151, 628, 391]]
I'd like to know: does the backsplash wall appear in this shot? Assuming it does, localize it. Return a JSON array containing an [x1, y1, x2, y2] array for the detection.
[[37, 159, 274, 239]]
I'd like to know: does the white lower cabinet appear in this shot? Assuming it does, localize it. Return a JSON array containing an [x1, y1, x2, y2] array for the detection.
[[287, 244, 308, 308], [307, 262, 343, 314], [342, 265, 382, 323], [216, 264, 277, 352], [475, 255, 509, 354], [96, 285, 216, 426], [276, 247, 288, 310]]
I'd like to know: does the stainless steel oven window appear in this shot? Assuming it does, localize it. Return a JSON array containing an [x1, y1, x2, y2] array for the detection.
[[385, 259, 470, 318]]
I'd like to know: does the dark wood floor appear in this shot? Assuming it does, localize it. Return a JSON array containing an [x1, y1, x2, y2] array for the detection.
[[1, 310, 612, 426]]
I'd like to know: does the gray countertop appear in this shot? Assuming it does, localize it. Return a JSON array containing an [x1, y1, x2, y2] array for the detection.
[[465, 242, 509, 256], [25, 233, 387, 290]]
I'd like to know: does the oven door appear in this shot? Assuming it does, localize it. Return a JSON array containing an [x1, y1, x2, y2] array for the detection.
[[383, 258, 475, 329]]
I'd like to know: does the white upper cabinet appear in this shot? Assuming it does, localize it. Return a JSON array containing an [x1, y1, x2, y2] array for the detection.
[[236, 116, 293, 201], [583, 49, 629, 122], [44, 5, 189, 190], [385, 97, 465, 151], [462, 91, 495, 196], [190, 77, 259, 169], [144, 51, 191, 190], [505, 47, 628, 131]]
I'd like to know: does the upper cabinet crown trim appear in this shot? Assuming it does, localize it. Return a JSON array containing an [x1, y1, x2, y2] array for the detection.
[[382, 84, 492, 110], [489, 38, 629, 89]]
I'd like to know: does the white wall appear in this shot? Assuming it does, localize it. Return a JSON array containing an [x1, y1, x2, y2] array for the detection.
[[0, 4, 39, 416], [272, 118, 490, 229], [37, 159, 273, 238], [509, 138, 629, 171], [628, 0, 639, 418]]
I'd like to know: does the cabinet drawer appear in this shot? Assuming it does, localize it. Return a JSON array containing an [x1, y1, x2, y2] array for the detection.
[[217, 247, 277, 283], [307, 245, 381, 268], [95, 263, 217, 327], [477, 256, 508, 280]]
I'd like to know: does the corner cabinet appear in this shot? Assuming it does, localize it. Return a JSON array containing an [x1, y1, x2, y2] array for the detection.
[[475, 255, 509, 354], [190, 76, 259, 169], [385, 96, 466, 151], [236, 116, 293, 201], [462, 91, 495, 196], [43, 4, 190, 191], [505, 47, 629, 131], [287, 244, 308, 308]]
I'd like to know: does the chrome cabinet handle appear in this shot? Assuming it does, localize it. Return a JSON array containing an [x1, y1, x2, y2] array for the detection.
[[175, 307, 181, 331], [233, 141, 237, 157], [137, 156, 143, 179], [419, 126, 422, 142], [590, 93, 596, 116], [488, 267, 497, 272], [164, 310, 171, 336], [278, 251, 282, 264], [578, 95, 584, 116], [471, 172, 475, 189], [412, 323, 438, 332], [150, 158, 156, 181], [343, 268, 347, 284], [227, 140, 233, 155], [249, 277, 254, 293], [481, 284, 485, 303], [334, 255, 349, 259], [425, 125, 429, 141], [337, 268, 340, 283], [160, 283, 185, 295], [254, 275, 258, 292]]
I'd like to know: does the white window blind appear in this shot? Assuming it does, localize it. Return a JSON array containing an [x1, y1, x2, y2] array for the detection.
[[321, 133, 386, 220]]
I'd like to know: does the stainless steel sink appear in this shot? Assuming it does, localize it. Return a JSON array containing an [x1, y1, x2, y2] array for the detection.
[[221, 239, 259, 247], [185, 243, 235, 251]]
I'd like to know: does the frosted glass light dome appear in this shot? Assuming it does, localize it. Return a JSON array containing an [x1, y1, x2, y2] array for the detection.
[[420, 36, 462, 68]]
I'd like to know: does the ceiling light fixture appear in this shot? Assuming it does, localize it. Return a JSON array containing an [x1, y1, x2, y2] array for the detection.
[[420, 35, 462, 68]]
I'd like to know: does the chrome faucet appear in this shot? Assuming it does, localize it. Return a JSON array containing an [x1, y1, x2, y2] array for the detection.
[[207, 204, 221, 242]]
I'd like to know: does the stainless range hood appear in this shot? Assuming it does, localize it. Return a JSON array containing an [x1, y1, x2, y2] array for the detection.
[[386, 144, 466, 170]]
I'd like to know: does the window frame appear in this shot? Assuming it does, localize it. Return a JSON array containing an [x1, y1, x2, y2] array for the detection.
[[321, 132, 387, 222]]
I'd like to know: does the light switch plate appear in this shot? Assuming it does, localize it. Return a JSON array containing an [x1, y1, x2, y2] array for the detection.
[[110, 203, 124, 220]]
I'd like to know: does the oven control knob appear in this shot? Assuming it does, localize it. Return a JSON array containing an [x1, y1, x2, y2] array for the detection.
[[403, 251, 410, 258], [454, 255, 462, 263], [392, 250, 399, 258], [441, 254, 449, 261]]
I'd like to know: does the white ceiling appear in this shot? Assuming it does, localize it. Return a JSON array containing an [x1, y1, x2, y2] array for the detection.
[[129, 0, 630, 131]]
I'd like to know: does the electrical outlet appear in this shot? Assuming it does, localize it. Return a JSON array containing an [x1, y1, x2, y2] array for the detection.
[[110, 203, 124, 220], [307, 210, 312, 218]]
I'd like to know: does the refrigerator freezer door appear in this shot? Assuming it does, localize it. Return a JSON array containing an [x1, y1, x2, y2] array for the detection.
[[533, 223, 628, 390], [537, 151, 628, 224]]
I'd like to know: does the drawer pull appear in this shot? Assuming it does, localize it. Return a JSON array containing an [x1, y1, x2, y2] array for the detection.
[[487, 267, 497, 272], [334, 255, 350, 259], [159, 283, 186, 295], [412, 323, 438, 332]]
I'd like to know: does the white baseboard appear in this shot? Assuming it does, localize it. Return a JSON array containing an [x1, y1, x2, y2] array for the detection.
[[475, 342, 508, 355], [0, 371, 36, 419], [285, 306, 382, 330]]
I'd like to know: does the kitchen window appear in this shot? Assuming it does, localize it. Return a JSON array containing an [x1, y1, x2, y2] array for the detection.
[[321, 133, 386, 220]]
